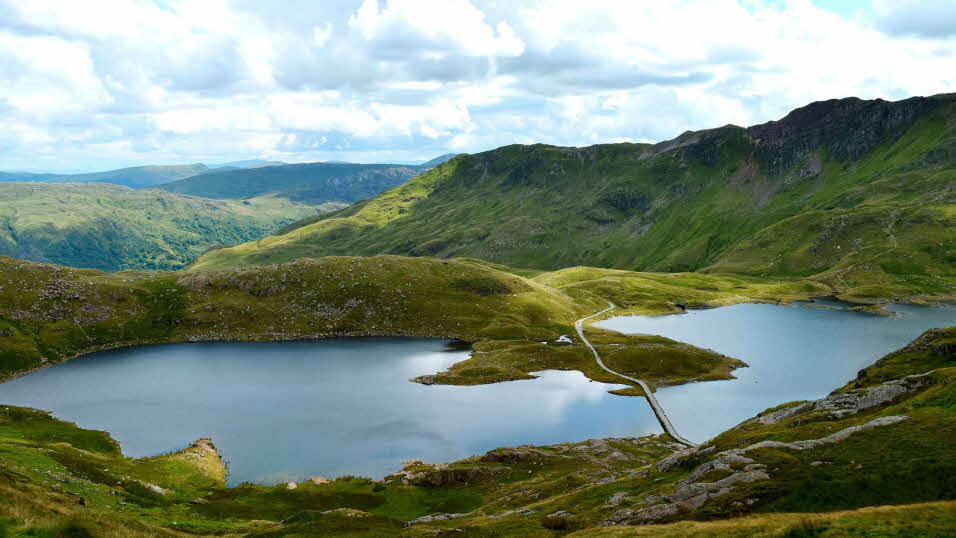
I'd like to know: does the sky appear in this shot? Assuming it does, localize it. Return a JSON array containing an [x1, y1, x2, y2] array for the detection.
[[0, 0, 953, 172]]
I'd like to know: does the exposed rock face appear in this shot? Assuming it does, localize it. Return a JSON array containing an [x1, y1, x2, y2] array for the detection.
[[657, 446, 703, 473], [733, 416, 908, 453], [138, 481, 168, 495], [757, 373, 934, 425], [396, 466, 496, 487], [601, 502, 681, 526], [611, 415, 911, 527], [405, 512, 465, 526], [746, 95, 950, 173], [602, 492, 628, 509], [606, 453, 770, 526], [480, 448, 547, 463]]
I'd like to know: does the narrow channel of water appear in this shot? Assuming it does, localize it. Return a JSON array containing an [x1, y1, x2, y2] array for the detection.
[[596, 302, 955, 443]]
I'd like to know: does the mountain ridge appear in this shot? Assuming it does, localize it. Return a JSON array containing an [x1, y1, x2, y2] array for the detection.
[[0, 164, 209, 188], [159, 161, 428, 204], [191, 93, 956, 305]]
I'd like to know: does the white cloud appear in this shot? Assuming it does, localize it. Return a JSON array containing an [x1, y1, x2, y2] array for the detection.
[[347, 0, 524, 57], [313, 23, 334, 46], [0, 0, 952, 171]]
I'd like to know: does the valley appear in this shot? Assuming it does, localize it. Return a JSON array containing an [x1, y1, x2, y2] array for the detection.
[[0, 183, 326, 271], [2, 0, 954, 533], [0, 156, 457, 271], [0, 94, 953, 536]]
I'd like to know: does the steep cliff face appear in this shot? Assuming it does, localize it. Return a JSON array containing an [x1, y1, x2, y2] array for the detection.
[[746, 94, 951, 173]]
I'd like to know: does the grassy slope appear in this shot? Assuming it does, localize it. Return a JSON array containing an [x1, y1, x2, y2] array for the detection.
[[190, 95, 955, 304], [0, 183, 327, 271], [0, 326, 952, 536], [574, 502, 956, 537], [0, 254, 835, 390], [160, 162, 425, 204]]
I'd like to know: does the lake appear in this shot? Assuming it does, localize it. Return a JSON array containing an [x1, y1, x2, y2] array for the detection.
[[596, 302, 955, 442], [0, 302, 952, 485], [0, 338, 649, 485]]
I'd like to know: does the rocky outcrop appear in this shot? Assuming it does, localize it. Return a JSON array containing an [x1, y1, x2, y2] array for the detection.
[[732, 415, 908, 453], [757, 374, 934, 425], [605, 453, 769, 526], [607, 415, 910, 526], [600, 502, 682, 526], [602, 492, 628, 509], [747, 94, 952, 173], [405, 512, 465, 526], [394, 466, 497, 487]]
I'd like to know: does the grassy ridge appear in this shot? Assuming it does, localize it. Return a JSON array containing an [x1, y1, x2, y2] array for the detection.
[[190, 95, 955, 304], [0, 183, 329, 271], [0, 254, 837, 390]]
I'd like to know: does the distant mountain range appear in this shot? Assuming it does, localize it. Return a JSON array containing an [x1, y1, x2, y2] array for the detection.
[[0, 153, 457, 270], [192, 94, 955, 303], [0, 164, 208, 188], [207, 159, 287, 169], [0, 153, 458, 190], [418, 153, 459, 167], [158, 162, 427, 204]]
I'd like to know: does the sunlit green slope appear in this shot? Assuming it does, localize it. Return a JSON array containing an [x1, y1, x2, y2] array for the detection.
[[0, 183, 325, 271]]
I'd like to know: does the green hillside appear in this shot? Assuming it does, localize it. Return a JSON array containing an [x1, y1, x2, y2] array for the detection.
[[0, 254, 833, 386], [0, 183, 326, 271], [191, 94, 956, 303], [160, 161, 426, 203]]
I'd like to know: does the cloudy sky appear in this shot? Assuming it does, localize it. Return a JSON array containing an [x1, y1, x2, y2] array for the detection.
[[0, 0, 953, 172]]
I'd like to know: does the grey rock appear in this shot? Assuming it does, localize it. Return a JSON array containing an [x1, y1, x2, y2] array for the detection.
[[599, 503, 681, 526], [757, 375, 931, 425], [656, 446, 699, 472], [730, 415, 908, 454], [603, 492, 628, 509], [405, 513, 465, 527]]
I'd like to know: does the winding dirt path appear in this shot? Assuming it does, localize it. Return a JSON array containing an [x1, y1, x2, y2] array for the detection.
[[575, 301, 697, 447]]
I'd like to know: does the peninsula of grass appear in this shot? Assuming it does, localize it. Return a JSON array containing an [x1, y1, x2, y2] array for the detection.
[[0, 254, 842, 392]]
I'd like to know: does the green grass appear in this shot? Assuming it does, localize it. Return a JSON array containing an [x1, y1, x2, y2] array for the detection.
[[0, 183, 327, 271], [573, 501, 956, 536]]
